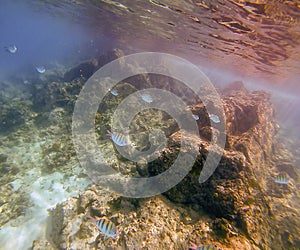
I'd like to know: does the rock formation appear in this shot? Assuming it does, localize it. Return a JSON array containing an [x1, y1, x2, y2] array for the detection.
[[30, 51, 299, 250]]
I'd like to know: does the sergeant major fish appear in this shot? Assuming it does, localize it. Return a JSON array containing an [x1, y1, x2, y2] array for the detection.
[[107, 130, 129, 146], [275, 174, 289, 185], [89, 216, 118, 237]]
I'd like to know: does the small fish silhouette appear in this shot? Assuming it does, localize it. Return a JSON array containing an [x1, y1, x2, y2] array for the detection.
[[110, 89, 119, 96], [36, 66, 46, 74], [192, 114, 199, 120], [141, 94, 153, 103], [4, 45, 17, 53], [107, 130, 128, 146], [209, 114, 220, 123], [275, 174, 289, 184]]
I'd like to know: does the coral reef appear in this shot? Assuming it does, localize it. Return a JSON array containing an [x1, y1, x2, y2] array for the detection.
[[1, 50, 298, 249], [0, 81, 33, 133], [63, 49, 125, 82], [29, 52, 299, 249]]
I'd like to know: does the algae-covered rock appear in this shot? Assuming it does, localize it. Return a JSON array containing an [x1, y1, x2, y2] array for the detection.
[[63, 49, 125, 82], [151, 89, 283, 249], [0, 104, 25, 132], [35, 188, 225, 250], [31, 79, 84, 114], [213, 218, 230, 239], [0, 96, 32, 133], [0, 80, 36, 133], [0, 153, 8, 163], [63, 58, 99, 82], [29, 52, 299, 249], [0, 183, 31, 226]]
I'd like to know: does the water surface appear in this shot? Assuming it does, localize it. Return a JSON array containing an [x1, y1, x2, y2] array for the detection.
[[0, 0, 299, 249]]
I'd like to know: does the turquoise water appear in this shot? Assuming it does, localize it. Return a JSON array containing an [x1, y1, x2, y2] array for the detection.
[[0, 1, 299, 249]]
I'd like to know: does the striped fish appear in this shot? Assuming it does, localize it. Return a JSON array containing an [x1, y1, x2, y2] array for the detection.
[[88, 216, 118, 237], [275, 174, 289, 184], [94, 218, 118, 237], [107, 130, 128, 146], [189, 243, 219, 250]]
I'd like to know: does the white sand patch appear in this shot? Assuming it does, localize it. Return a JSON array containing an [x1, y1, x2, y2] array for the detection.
[[1, 168, 91, 250], [0, 135, 91, 250]]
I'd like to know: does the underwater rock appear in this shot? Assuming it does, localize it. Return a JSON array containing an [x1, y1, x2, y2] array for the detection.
[[33, 187, 263, 250], [31, 240, 53, 250], [34, 190, 222, 249], [30, 57, 299, 249], [63, 49, 124, 82], [96, 48, 125, 69], [31, 80, 83, 114], [47, 107, 66, 125], [0, 183, 31, 226], [0, 105, 26, 132], [0, 154, 8, 163], [166, 87, 300, 248], [0, 88, 32, 133], [142, 86, 299, 248], [212, 218, 230, 239], [221, 81, 249, 96], [0, 81, 32, 133], [155, 89, 277, 246], [276, 162, 299, 180], [63, 58, 98, 82]]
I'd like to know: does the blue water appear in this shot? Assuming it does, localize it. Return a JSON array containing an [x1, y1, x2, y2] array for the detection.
[[0, 0, 112, 80]]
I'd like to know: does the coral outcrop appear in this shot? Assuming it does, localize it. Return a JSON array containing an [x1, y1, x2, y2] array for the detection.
[[30, 52, 299, 250]]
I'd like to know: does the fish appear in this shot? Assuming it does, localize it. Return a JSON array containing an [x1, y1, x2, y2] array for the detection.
[[141, 94, 153, 103], [189, 243, 219, 250], [192, 114, 199, 120], [275, 174, 289, 184], [209, 114, 220, 123], [110, 89, 119, 96], [89, 217, 118, 237], [4, 45, 18, 53], [36, 66, 46, 74], [107, 130, 128, 146]]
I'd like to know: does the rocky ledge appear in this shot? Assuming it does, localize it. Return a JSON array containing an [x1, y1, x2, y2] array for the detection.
[[30, 53, 299, 250]]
